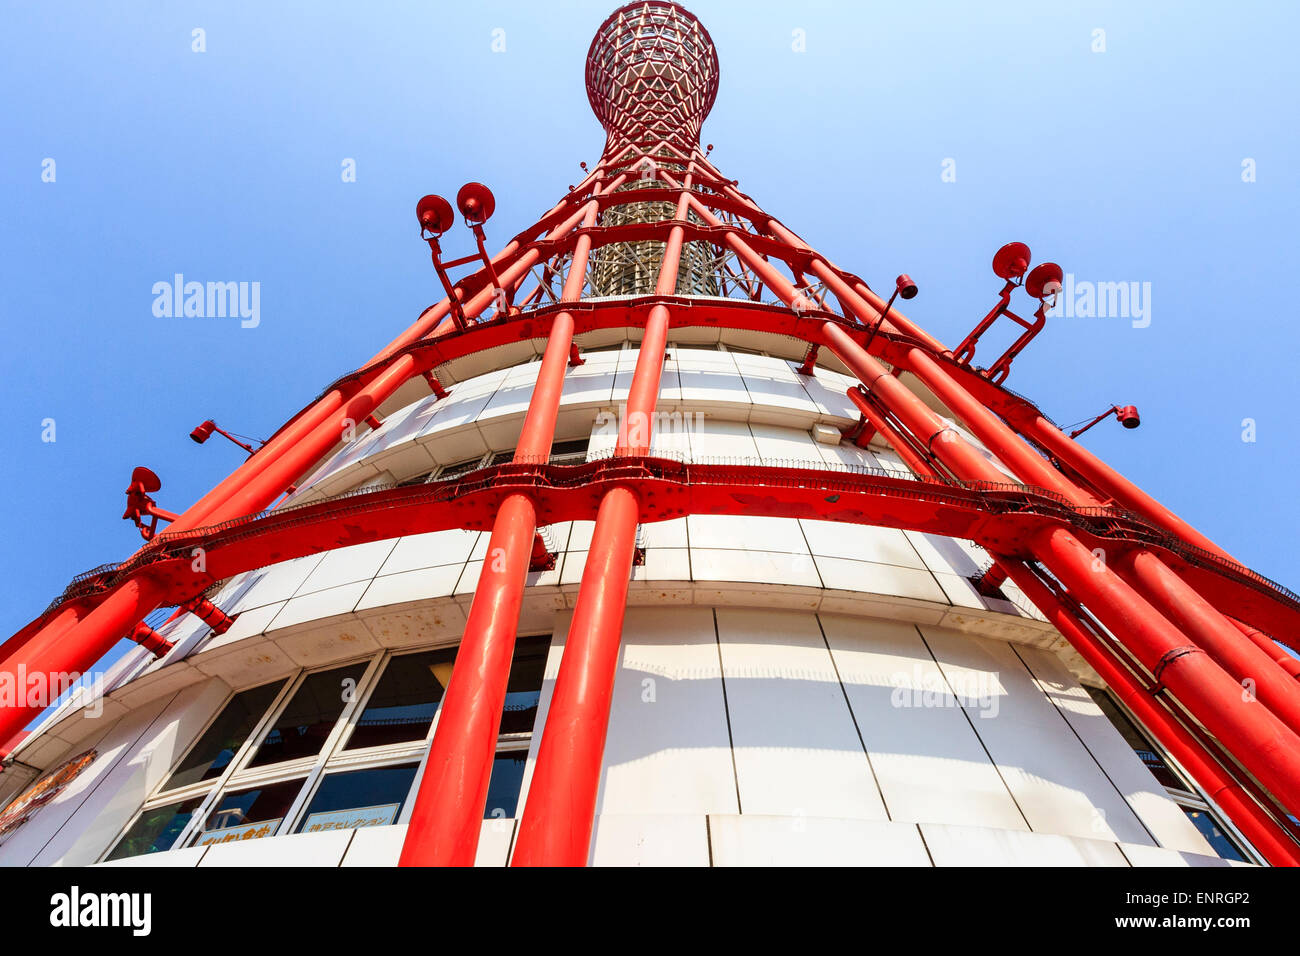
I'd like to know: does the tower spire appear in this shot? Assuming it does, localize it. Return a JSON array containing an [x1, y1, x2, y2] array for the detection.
[[586, 1, 719, 156]]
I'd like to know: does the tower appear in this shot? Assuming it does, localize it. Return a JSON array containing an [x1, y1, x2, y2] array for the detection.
[[2, 1, 1299, 868]]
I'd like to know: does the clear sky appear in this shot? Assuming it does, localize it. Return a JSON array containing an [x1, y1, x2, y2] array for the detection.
[[1, 0, 1297, 651]]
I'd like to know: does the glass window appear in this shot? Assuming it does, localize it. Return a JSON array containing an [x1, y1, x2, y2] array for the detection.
[[548, 439, 590, 465], [437, 458, 484, 480], [1084, 686, 1187, 790], [483, 751, 527, 819], [194, 779, 305, 846], [344, 649, 457, 750], [294, 763, 420, 834], [104, 795, 207, 860], [500, 635, 549, 735], [162, 681, 285, 791], [1182, 808, 1248, 862], [247, 664, 368, 767]]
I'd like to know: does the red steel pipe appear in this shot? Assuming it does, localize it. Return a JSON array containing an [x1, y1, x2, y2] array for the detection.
[[1036, 525, 1300, 813], [398, 493, 539, 865], [845, 386, 939, 479], [1232, 619, 1300, 680], [510, 485, 640, 865], [1003, 561, 1299, 866], [1116, 548, 1300, 734], [1006, 405, 1236, 563], [0, 577, 165, 743], [819, 321, 1300, 815], [1, 604, 81, 671], [890, 348, 1300, 748], [513, 177, 693, 866], [399, 184, 611, 866]]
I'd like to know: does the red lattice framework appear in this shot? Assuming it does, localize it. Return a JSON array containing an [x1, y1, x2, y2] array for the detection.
[[5, 1, 1300, 866]]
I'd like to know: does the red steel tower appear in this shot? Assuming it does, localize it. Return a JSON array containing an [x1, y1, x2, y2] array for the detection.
[[4, 1, 1300, 867]]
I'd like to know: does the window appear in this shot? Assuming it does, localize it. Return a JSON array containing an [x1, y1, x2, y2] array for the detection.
[[343, 648, 456, 751], [500, 635, 548, 735], [1182, 808, 1248, 863], [294, 763, 420, 834], [483, 752, 528, 819], [104, 634, 552, 861], [161, 681, 285, 791], [102, 796, 207, 861], [437, 457, 486, 480], [1085, 686, 1254, 863], [1084, 687, 1187, 791], [547, 439, 590, 466], [195, 779, 305, 845], [246, 663, 367, 767]]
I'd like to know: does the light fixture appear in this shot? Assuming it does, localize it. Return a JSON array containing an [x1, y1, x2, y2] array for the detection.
[[951, 241, 1061, 384], [1067, 404, 1142, 439], [190, 419, 258, 454], [415, 193, 468, 330], [863, 273, 920, 353]]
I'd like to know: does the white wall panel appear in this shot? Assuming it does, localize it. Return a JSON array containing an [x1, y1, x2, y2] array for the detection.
[[588, 814, 710, 866], [819, 616, 1026, 830], [0, 696, 173, 866], [376, 529, 480, 575], [709, 814, 931, 866], [687, 514, 807, 553], [921, 627, 1151, 845], [227, 553, 327, 613], [39, 679, 231, 866], [595, 608, 738, 816], [686, 417, 759, 459], [920, 822, 1130, 866], [715, 608, 886, 820], [801, 518, 927, 569], [294, 539, 400, 595], [748, 422, 821, 462], [198, 829, 354, 867], [1016, 645, 1215, 855]]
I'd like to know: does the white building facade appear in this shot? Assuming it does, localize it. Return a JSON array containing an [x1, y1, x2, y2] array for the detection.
[[0, 338, 1255, 867]]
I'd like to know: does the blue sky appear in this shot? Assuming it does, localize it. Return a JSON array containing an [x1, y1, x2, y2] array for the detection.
[[1, 0, 1297, 649]]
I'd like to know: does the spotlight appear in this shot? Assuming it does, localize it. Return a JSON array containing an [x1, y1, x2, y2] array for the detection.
[[992, 242, 1032, 282], [416, 194, 454, 238], [455, 182, 496, 225], [863, 273, 920, 352], [415, 192, 468, 330], [1068, 405, 1142, 439], [190, 420, 258, 454], [1025, 262, 1064, 301]]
